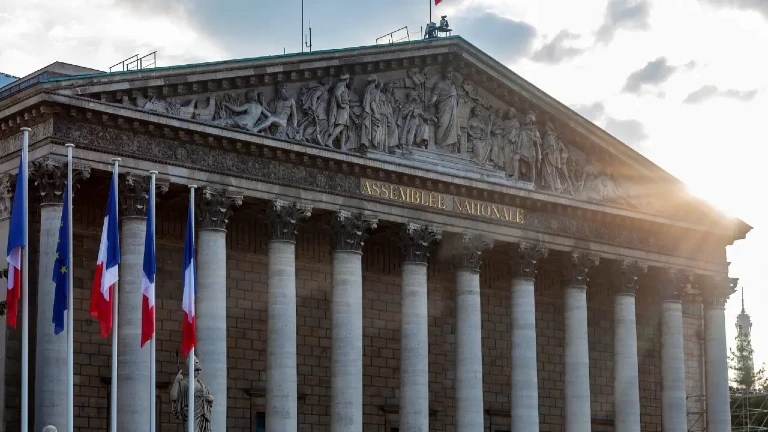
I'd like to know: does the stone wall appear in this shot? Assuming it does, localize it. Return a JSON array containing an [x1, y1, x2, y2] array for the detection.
[[3, 202, 706, 432]]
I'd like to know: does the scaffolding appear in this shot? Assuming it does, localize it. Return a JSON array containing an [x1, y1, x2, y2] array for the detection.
[[686, 390, 768, 431]]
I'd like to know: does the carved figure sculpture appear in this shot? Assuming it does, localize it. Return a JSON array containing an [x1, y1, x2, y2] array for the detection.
[[326, 74, 351, 149], [578, 156, 631, 206], [253, 83, 298, 137], [397, 90, 434, 151], [489, 108, 506, 169], [361, 75, 383, 152], [297, 77, 332, 145], [42, 427, 57, 432], [467, 106, 490, 165], [502, 107, 521, 176], [215, 89, 270, 131], [541, 122, 574, 194], [378, 81, 400, 153], [171, 356, 214, 432], [429, 65, 460, 154], [513, 111, 542, 183]]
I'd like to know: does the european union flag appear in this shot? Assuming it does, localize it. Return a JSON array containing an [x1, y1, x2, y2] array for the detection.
[[52, 182, 69, 335]]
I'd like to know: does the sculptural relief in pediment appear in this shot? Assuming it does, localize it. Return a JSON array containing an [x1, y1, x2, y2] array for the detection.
[[117, 64, 636, 210]]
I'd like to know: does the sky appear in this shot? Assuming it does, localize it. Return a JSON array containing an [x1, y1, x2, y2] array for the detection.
[[1, 0, 766, 366]]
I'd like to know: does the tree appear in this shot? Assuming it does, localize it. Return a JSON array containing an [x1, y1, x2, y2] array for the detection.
[[729, 326, 768, 430]]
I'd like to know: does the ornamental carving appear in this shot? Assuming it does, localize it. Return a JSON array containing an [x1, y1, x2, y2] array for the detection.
[[196, 187, 243, 230], [455, 232, 493, 271], [0, 119, 54, 157], [29, 157, 91, 205], [561, 250, 600, 287], [510, 242, 549, 279], [331, 210, 378, 252], [400, 222, 442, 264], [265, 199, 312, 242], [119, 173, 170, 218], [657, 268, 693, 302], [611, 259, 648, 295], [698, 275, 738, 308], [0, 174, 12, 221]]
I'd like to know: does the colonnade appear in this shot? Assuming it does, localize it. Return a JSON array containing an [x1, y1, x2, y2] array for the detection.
[[17, 168, 737, 432]]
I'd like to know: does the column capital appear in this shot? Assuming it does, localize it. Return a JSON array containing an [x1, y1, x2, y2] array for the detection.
[[455, 233, 493, 271], [656, 267, 693, 302], [29, 157, 91, 205], [197, 186, 243, 230], [510, 242, 548, 279], [266, 199, 312, 242], [561, 250, 600, 287], [610, 259, 648, 295], [331, 210, 378, 252], [698, 274, 737, 308], [119, 172, 169, 218], [401, 222, 442, 264], [0, 174, 13, 221]]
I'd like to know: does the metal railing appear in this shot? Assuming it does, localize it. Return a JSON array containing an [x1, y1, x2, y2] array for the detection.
[[109, 51, 157, 73], [376, 26, 411, 45]]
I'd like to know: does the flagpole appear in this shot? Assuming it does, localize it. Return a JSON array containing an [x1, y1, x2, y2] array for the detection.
[[187, 185, 196, 432], [110, 157, 121, 432], [65, 143, 75, 432], [20, 127, 30, 432], [149, 170, 157, 432]]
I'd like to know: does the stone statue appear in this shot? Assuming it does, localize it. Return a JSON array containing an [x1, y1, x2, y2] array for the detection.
[[541, 122, 574, 195], [429, 65, 460, 154], [512, 111, 542, 183], [42, 427, 57, 432], [489, 108, 506, 170], [502, 107, 521, 176], [171, 356, 214, 432], [326, 74, 351, 149], [253, 83, 298, 137], [361, 75, 383, 152], [467, 106, 490, 165], [578, 156, 631, 205], [397, 90, 434, 151], [378, 81, 400, 153], [215, 89, 270, 131], [297, 78, 332, 145]]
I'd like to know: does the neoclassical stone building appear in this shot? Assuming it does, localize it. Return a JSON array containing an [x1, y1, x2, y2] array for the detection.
[[0, 36, 749, 431]]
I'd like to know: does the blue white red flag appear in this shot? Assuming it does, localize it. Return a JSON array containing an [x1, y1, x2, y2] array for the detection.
[[52, 182, 70, 334], [5, 153, 26, 329], [181, 199, 196, 357], [141, 191, 155, 347], [89, 173, 120, 338]]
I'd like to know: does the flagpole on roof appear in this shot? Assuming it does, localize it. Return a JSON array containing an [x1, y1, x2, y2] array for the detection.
[[187, 185, 196, 432], [20, 127, 30, 432], [65, 143, 75, 432], [149, 170, 157, 432], [110, 157, 120, 432]]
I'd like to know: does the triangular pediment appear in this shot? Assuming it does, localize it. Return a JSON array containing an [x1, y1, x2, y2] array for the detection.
[[0, 36, 750, 241]]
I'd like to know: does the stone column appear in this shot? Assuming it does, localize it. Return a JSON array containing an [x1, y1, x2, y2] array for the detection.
[[611, 260, 647, 432], [561, 250, 599, 432], [330, 211, 377, 432], [116, 173, 167, 432], [399, 223, 441, 431], [454, 233, 492, 432], [701, 275, 737, 432], [30, 158, 90, 431], [509, 242, 548, 432], [195, 187, 242, 432], [659, 269, 689, 432], [0, 174, 14, 432], [266, 199, 312, 432]]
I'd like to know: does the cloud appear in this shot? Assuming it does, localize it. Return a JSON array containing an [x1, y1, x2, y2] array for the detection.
[[699, 0, 768, 20], [531, 30, 585, 64], [683, 85, 759, 104], [622, 57, 677, 94], [570, 101, 648, 147], [596, 0, 651, 43], [460, 12, 537, 63]]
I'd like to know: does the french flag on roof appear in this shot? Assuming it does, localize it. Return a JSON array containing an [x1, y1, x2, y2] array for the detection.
[[5, 153, 26, 329], [140, 191, 155, 347], [89, 173, 120, 338], [181, 198, 196, 357]]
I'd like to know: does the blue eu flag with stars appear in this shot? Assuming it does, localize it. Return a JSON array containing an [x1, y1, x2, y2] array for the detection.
[[52, 182, 69, 335]]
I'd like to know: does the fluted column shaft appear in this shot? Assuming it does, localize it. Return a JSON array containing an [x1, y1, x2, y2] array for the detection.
[[703, 280, 735, 432], [562, 251, 599, 432], [455, 234, 491, 432], [330, 211, 377, 432], [399, 223, 441, 432], [510, 243, 547, 432], [0, 175, 10, 432], [266, 200, 311, 432], [661, 300, 687, 432]]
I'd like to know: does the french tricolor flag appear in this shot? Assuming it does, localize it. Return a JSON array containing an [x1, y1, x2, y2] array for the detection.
[[5, 153, 26, 328], [181, 198, 196, 357], [89, 173, 120, 338], [140, 191, 155, 347]]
